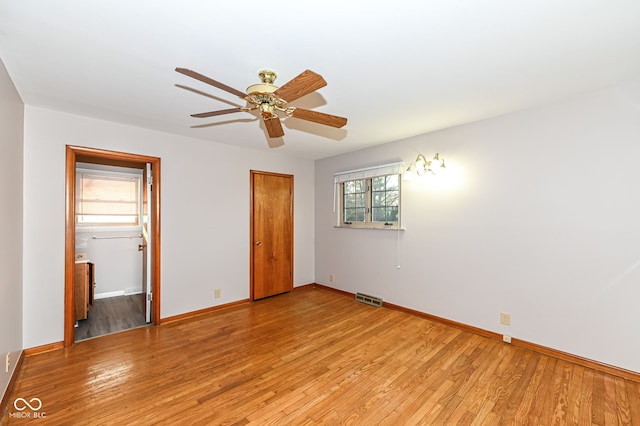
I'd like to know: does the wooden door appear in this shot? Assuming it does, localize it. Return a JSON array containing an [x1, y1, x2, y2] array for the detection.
[[251, 171, 293, 300], [141, 163, 152, 323]]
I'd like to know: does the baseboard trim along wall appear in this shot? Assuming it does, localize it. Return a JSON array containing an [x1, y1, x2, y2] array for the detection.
[[159, 299, 251, 325], [94, 290, 126, 300], [312, 283, 640, 383], [24, 342, 64, 357]]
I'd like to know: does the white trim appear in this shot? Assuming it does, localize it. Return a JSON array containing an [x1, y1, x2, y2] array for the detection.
[[333, 226, 406, 231], [95, 290, 143, 299], [334, 162, 404, 184], [94, 290, 125, 299]]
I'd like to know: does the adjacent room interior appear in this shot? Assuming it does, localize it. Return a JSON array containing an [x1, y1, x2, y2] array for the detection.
[[1, 1, 639, 423]]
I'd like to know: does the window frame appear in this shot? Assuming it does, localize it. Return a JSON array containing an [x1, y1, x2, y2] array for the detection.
[[75, 167, 143, 230], [334, 162, 404, 230]]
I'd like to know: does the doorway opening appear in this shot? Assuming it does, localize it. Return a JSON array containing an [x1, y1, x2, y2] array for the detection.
[[65, 146, 161, 347]]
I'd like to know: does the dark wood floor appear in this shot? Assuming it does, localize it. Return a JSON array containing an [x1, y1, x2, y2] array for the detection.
[[4, 288, 640, 424], [75, 294, 147, 341]]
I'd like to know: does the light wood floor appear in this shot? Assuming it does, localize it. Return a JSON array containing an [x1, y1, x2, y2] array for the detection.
[[4, 288, 639, 425]]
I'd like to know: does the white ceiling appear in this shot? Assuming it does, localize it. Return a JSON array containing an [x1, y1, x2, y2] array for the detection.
[[1, 1, 639, 160]]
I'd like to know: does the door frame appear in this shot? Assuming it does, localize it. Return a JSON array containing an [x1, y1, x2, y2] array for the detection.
[[64, 145, 161, 347], [249, 170, 294, 301]]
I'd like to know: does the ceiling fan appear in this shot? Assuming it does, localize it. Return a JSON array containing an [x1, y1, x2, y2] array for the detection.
[[176, 67, 348, 140]]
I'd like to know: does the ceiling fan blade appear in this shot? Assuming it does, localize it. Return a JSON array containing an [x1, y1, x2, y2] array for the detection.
[[176, 67, 246, 99], [290, 108, 347, 128], [191, 108, 243, 118], [263, 116, 285, 138], [274, 70, 327, 103]]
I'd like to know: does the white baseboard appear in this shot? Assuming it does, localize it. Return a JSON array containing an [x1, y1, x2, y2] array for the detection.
[[94, 290, 125, 299], [95, 290, 143, 299]]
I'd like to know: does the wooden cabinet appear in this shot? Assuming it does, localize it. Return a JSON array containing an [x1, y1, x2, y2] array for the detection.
[[74, 262, 95, 321]]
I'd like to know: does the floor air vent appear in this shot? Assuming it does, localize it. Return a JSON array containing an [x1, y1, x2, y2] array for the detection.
[[355, 292, 383, 307]]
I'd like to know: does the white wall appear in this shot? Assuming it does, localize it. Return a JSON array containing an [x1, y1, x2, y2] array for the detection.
[[315, 80, 640, 373], [77, 231, 143, 297], [0, 58, 24, 398], [22, 106, 315, 348]]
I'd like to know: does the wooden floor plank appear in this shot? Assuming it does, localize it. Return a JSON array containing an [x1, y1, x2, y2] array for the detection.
[[592, 371, 607, 425], [566, 364, 585, 424], [3, 288, 639, 425], [627, 380, 640, 425], [550, 361, 573, 424], [614, 376, 633, 425]]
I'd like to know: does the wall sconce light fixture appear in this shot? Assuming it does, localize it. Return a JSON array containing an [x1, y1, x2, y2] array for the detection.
[[403, 153, 446, 180]]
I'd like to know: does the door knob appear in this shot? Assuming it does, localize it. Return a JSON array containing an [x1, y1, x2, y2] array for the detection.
[[255, 241, 262, 246]]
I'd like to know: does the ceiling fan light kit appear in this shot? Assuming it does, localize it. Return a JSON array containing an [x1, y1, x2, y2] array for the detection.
[[175, 67, 347, 144]]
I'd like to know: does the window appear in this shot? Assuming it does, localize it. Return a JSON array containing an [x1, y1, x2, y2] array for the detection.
[[76, 169, 142, 226], [335, 162, 403, 229]]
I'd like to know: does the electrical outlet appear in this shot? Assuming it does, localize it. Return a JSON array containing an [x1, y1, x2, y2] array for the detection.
[[503, 335, 512, 344], [5, 353, 10, 373], [329, 274, 335, 283], [500, 312, 511, 326], [214, 289, 221, 299]]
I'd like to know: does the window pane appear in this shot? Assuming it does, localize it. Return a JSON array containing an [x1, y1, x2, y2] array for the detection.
[[345, 208, 366, 222], [372, 176, 385, 191], [385, 191, 399, 207], [341, 175, 400, 226], [345, 208, 356, 222], [386, 206, 399, 222], [372, 207, 385, 222], [345, 194, 355, 208], [76, 172, 140, 225], [386, 175, 399, 190], [371, 175, 399, 223], [343, 179, 366, 223]]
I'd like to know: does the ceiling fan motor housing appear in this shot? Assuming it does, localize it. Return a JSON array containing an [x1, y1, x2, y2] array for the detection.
[[247, 70, 285, 118]]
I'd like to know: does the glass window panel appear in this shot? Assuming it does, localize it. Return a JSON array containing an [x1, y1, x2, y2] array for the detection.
[[341, 174, 400, 226], [344, 209, 355, 222], [344, 179, 365, 194], [385, 191, 399, 206], [76, 172, 141, 225], [372, 207, 385, 222], [386, 175, 399, 190], [386, 206, 399, 222], [346, 208, 365, 222], [372, 176, 385, 191], [345, 194, 355, 208]]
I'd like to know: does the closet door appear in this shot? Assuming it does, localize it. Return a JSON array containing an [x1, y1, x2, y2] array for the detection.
[[250, 171, 293, 300]]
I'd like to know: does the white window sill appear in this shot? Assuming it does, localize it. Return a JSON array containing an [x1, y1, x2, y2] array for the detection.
[[334, 226, 406, 231]]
